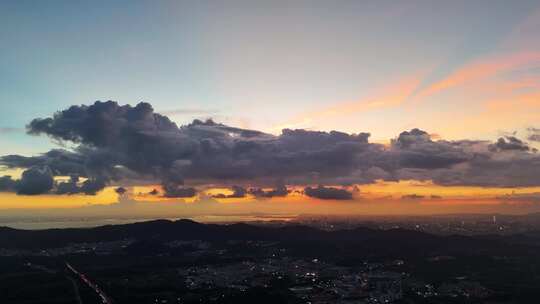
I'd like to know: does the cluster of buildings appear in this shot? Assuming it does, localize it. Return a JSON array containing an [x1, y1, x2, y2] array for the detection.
[[177, 257, 403, 303], [0, 234, 497, 303], [408, 280, 492, 299], [0, 239, 134, 257], [296, 214, 538, 236]]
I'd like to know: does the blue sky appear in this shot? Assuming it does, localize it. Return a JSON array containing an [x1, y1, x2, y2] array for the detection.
[[2, 0, 540, 156]]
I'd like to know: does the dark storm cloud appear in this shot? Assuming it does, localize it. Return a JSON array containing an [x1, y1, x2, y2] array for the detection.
[[393, 128, 431, 148], [0, 176, 17, 192], [3, 101, 540, 196], [22, 100, 374, 186], [386, 131, 540, 187], [1, 167, 57, 195], [304, 185, 353, 200], [489, 136, 530, 152], [16, 166, 54, 195], [115, 187, 127, 195], [55, 176, 108, 195], [27, 102, 179, 147], [162, 186, 197, 198], [249, 184, 289, 198], [389, 129, 471, 169], [0, 149, 87, 177], [56, 176, 80, 195], [6, 101, 376, 189]]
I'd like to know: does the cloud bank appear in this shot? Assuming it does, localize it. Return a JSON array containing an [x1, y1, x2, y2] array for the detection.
[[2, 101, 540, 197]]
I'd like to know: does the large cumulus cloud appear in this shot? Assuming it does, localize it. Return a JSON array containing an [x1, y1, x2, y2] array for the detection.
[[390, 129, 470, 169], [2, 101, 540, 197]]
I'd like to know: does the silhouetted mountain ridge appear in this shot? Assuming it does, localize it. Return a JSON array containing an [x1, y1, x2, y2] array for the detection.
[[0, 219, 536, 256]]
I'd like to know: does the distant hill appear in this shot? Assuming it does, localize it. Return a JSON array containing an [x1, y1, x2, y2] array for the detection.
[[0, 219, 537, 256]]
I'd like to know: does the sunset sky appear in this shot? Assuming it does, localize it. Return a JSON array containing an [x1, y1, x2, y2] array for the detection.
[[2, 0, 540, 217]]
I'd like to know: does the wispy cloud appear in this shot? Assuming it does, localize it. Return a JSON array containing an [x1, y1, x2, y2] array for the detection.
[[414, 51, 540, 100], [0, 127, 23, 134], [271, 72, 425, 132]]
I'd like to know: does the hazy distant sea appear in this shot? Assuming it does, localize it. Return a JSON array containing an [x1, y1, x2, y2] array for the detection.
[[0, 215, 296, 230]]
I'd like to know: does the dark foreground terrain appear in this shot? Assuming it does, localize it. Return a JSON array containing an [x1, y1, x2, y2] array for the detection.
[[1, 219, 540, 303]]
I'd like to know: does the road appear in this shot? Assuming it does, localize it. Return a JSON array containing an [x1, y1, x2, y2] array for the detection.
[[66, 262, 113, 304]]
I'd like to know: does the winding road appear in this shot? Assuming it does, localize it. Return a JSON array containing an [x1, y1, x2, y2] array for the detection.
[[66, 262, 113, 304]]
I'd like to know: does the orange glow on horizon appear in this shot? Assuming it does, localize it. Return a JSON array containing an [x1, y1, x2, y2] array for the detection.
[[2, 179, 540, 213]]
